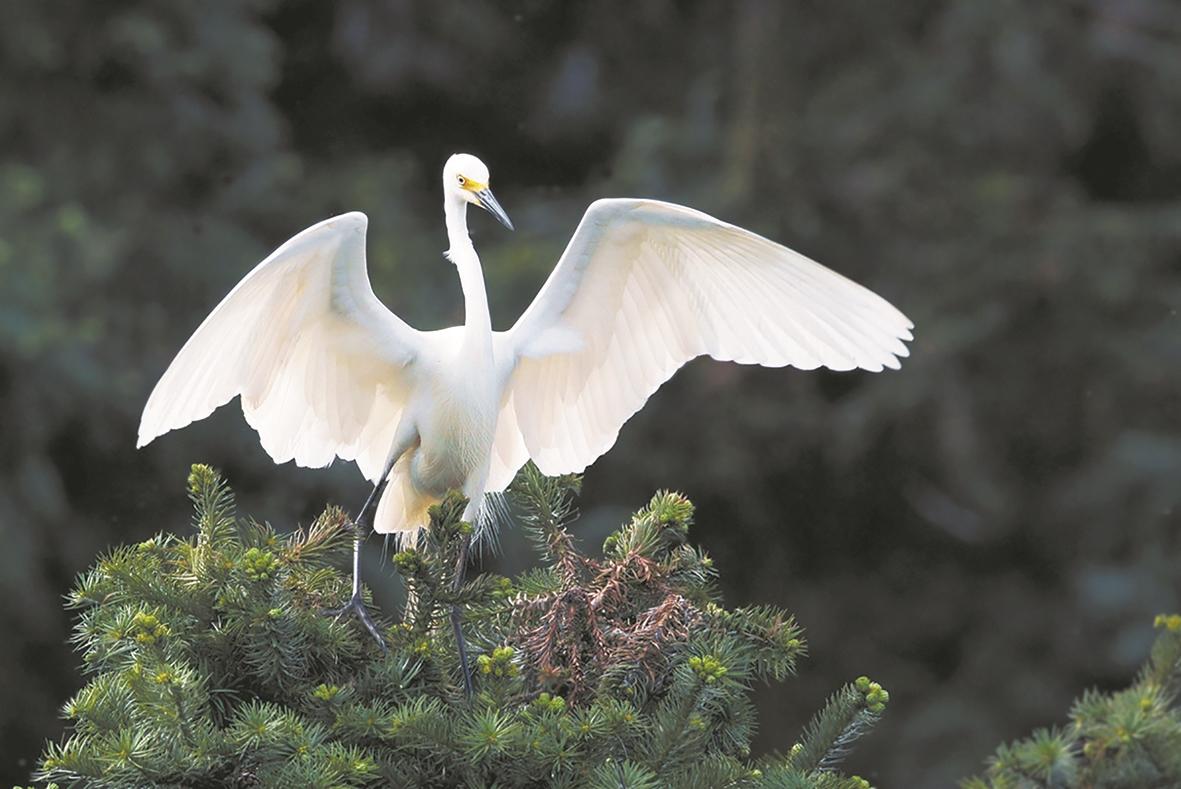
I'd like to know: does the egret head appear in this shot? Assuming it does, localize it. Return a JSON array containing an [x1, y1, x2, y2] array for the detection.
[[443, 153, 513, 230]]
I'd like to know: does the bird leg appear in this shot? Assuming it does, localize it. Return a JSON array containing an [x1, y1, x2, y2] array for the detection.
[[451, 533, 474, 698], [323, 427, 419, 651], [322, 475, 391, 653]]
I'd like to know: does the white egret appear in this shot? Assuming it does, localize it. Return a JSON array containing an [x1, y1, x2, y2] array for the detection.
[[138, 152, 913, 682]]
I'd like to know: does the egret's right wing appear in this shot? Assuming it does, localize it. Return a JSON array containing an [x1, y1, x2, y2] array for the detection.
[[138, 212, 422, 482]]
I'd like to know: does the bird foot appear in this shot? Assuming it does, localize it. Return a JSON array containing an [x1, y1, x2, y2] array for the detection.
[[323, 594, 389, 654]]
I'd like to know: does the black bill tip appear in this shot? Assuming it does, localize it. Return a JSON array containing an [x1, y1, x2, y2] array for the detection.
[[475, 188, 514, 231]]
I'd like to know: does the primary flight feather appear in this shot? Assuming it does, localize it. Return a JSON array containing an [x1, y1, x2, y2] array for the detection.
[[138, 153, 912, 649]]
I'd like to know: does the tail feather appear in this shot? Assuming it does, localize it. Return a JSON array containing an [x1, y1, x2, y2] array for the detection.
[[373, 458, 433, 540], [371, 468, 514, 555], [472, 490, 513, 557]]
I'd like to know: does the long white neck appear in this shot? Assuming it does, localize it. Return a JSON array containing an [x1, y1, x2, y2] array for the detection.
[[444, 196, 492, 355]]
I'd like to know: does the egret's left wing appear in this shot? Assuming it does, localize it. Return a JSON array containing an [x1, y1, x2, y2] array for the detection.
[[486, 198, 913, 488]]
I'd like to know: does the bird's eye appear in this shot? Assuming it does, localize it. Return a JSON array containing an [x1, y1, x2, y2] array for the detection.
[[456, 175, 466, 186]]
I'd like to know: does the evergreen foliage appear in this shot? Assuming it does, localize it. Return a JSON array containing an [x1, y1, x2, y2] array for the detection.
[[964, 614, 1181, 788], [34, 465, 887, 788]]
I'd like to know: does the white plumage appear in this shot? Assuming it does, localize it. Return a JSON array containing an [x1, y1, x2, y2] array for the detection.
[[139, 153, 913, 537]]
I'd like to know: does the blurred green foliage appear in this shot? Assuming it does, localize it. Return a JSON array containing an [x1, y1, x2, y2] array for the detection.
[[1, 1, 1178, 786]]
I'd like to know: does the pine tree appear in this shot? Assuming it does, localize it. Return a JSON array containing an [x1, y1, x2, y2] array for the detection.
[[963, 615, 1181, 788], [32, 464, 888, 788]]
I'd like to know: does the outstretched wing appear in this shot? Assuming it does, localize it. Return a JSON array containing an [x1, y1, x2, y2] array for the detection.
[[138, 212, 422, 482], [486, 198, 913, 487]]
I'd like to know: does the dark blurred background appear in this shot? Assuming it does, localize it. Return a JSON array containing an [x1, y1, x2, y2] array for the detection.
[[2, 1, 1179, 786]]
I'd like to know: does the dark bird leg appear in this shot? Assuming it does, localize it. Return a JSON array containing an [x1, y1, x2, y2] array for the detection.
[[323, 428, 418, 650], [451, 533, 474, 697], [322, 466, 395, 653]]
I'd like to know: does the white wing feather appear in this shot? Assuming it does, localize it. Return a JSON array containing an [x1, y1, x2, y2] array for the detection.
[[137, 212, 421, 483], [487, 198, 913, 486]]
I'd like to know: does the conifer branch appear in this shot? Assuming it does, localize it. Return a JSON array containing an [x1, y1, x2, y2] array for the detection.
[[966, 615, 1181, 788], [34, 463, 891, 788], [785, 677, 888, 774]]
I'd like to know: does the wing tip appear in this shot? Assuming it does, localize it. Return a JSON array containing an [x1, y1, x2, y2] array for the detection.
[[866, 342, 912, 373], [845, 325, 914, 373], [136, 412, 156, 448], [135, 427, 157, 449]]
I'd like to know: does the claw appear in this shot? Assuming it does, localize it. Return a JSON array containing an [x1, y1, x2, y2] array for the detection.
[[323, 593, 389, 654]]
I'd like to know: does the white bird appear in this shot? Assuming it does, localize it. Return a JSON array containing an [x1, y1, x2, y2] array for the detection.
[[138, 152, 913, 669]]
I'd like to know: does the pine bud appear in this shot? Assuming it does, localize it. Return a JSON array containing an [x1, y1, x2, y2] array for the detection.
[[688, 654, 728, 684], [477, 645, 519, 679], [187, 463, 216, 496], [531, 692, 566, 713], [1154, 613, 1181, 632], [491, 576, 514, 600], [241, 547, 278, 581], [312, 684, 341, 702], [393, 549, 424, 575], [855, 676, 888, 712], [130, 611, 170, 646]]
